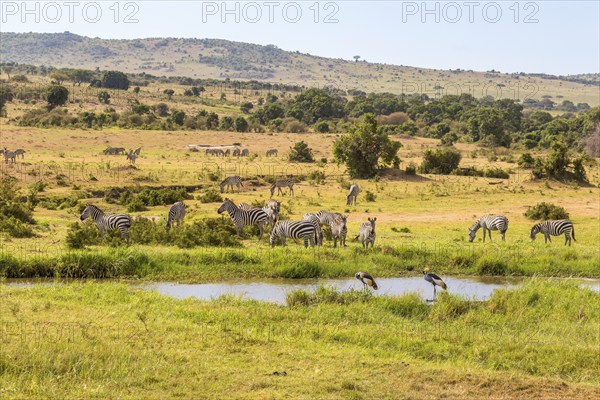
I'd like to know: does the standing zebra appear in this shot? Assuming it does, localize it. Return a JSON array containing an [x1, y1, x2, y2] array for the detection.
[[530, 220, 576, 246], [330, 214, 348, 248], [357, 217, 377, 248], [303, 213, 324, 246], [270, 178, 294, 197], [126, 149, 137, 164], [266, 148, 278, 157], [80, 204, 132, 245], [134, 147, 142, 156], [166, 201, 186, 231], [346, 184, 360, 206], [270, 220, 316, 248], [220, 176, 244, 193], [3, 149, 16, 164], [218, 199, 268, 240], [241, 149, 249, 157], [468, 214, 509, 242], [233, 148, 241, 157], [315, 210, 342, 227]]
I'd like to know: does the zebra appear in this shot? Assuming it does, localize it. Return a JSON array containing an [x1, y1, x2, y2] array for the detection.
[[126, 149, 137, 164], [266, 148, 278, 157], [103, 147, 118, 155], [134, 147, 142, 156], [330, 214, 348, 248], [3, 149, 16, 164], [357, 217, 377, 248], [224, 149, 230, 156], [270, 220, 316, 248], [530, 220, 576, 246], [315, 210, 342, 227], [303, 213, 323, 246], [220, 176, 243, 193], [266, 200, 281, 223], [217, 199, 268, 240], [468, 214, 509, 242], [239, 202, 277, 228], [346, 184, 360, 206], [80, 204, 132, 245], [166, 201, 186, 231], [14, 149, 26, 159], [233, 148, 241, 157], [270, 178, 294, 197], [241, 149, 249, 157]]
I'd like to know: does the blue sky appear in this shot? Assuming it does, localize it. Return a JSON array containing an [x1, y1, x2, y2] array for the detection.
[[2, 1, 598, 75]]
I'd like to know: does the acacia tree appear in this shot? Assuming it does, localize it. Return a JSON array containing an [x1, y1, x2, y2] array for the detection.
[[45, 85, 69, 109], [333, 114, 401, 178]]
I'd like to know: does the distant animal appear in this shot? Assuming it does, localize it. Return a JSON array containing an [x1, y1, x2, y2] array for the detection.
[[220, 176, 243, 193], [217, 199, 268, 240], [530, 220, 575, 246], [355, 271, 378, 291], [357, 217, 377, 248], [232, 148, 241, 157], [468, 214, 509, 242], [104, 147, 125, 155], [166, 202, 186, 231], [241, 149, 249, 157], [303, 213, 324, 246], [224, 149, 230, 156], [266, 148, 278, 157], [3, 149, 16, 164], [14, 149, 26, 159], [346, 184, 360, 206], [134, 147, 142, 156], [80, 204, 132, 245], [330, 214, 348, 248], [270, 220, 316, 248], [270, 178, 294, 197], [423, 268, 447, 300], [126, 149, 137, 164]]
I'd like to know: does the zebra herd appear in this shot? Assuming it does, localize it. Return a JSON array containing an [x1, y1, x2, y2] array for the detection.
[[205, 148, 256, 157], [2, 147, 26, 164], [77, 202, 577, 248], [104, 146, 141, 164]]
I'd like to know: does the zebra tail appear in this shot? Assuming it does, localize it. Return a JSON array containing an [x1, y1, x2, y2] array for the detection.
[[572, 226, 576, 241]]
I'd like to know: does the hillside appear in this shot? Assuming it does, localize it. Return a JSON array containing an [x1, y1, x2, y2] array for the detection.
[[1, 32, 599, 105]]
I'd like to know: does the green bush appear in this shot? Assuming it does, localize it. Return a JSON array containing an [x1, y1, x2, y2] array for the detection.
[[198, 190, 223, 204], [289, 141, 314, 163], [365, 190, 376, 202], [0, 177, 36, 237], [483, 167, 510, 179], [524, 202, 570, 220], [476, 257, 508, 275], [405, 163, 417, 175], [421, 146, 461, 174]]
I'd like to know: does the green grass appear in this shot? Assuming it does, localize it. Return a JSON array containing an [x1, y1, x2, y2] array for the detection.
[[1, 280, 598, 399]]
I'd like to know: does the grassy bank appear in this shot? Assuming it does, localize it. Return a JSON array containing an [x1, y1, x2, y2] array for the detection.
[[1, 280, 598, 399], [1, 240, 599, 281]]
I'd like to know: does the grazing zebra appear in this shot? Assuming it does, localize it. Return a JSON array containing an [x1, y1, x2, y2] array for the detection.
[[358, 217, 377, 248], [166, 202, 186, 231], [233, 148, 241, 157], [14, 149, 26, 159], [104, 147, 125, 155], [80, 204, 132, 245], [224, 149, 231, 156], [239, 202, 277, 228], [218, 199, 268, 240], [346, 184, 360, 206], [270, 220, 316, 248], [126, 149, 137, 164], [270, 178, 294, 197], [3, 149, 16, 164], [220, 176, 244, 193], [241, 149, 249, 157], [330, 214, 348, 248], [134, 147, 141, 156], [303, 213, 323, 246], [468, 214, 509, 242], [530, 220, 576, 246], [266, 148, 278, 157]]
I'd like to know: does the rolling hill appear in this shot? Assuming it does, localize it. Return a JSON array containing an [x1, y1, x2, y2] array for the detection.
[[1, 32, 599, 105]]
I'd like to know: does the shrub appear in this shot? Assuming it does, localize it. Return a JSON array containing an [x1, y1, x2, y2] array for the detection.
[[483, 167, 510, 179], [405, 163, 417, 175], [420, 147, 461, 174], [198, 190, 223, 203], [365, 191, 376, 202], [289, 141, 314, 163], [524, 202, 570, 220], [518, 152, 535, 168], [0, 177, 36, 237]]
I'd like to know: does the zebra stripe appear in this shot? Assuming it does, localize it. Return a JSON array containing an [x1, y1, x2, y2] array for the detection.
[[469, 214, 509, 242], [270, 220, 316, 248], [166, 202, 186, 230], [303, 213, 323, 246], [315, 210, 342, 226], [346, 184, 360, 206], [330, 214, 348, 248], [358, 217, 376, 248], [218, 199, 268, 240], [80, 204, 132, 245], [238, 202, 277, 229], [530, 220, 576, 246], [220, 176, 243, 193], [270, 178, 294, 196]]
